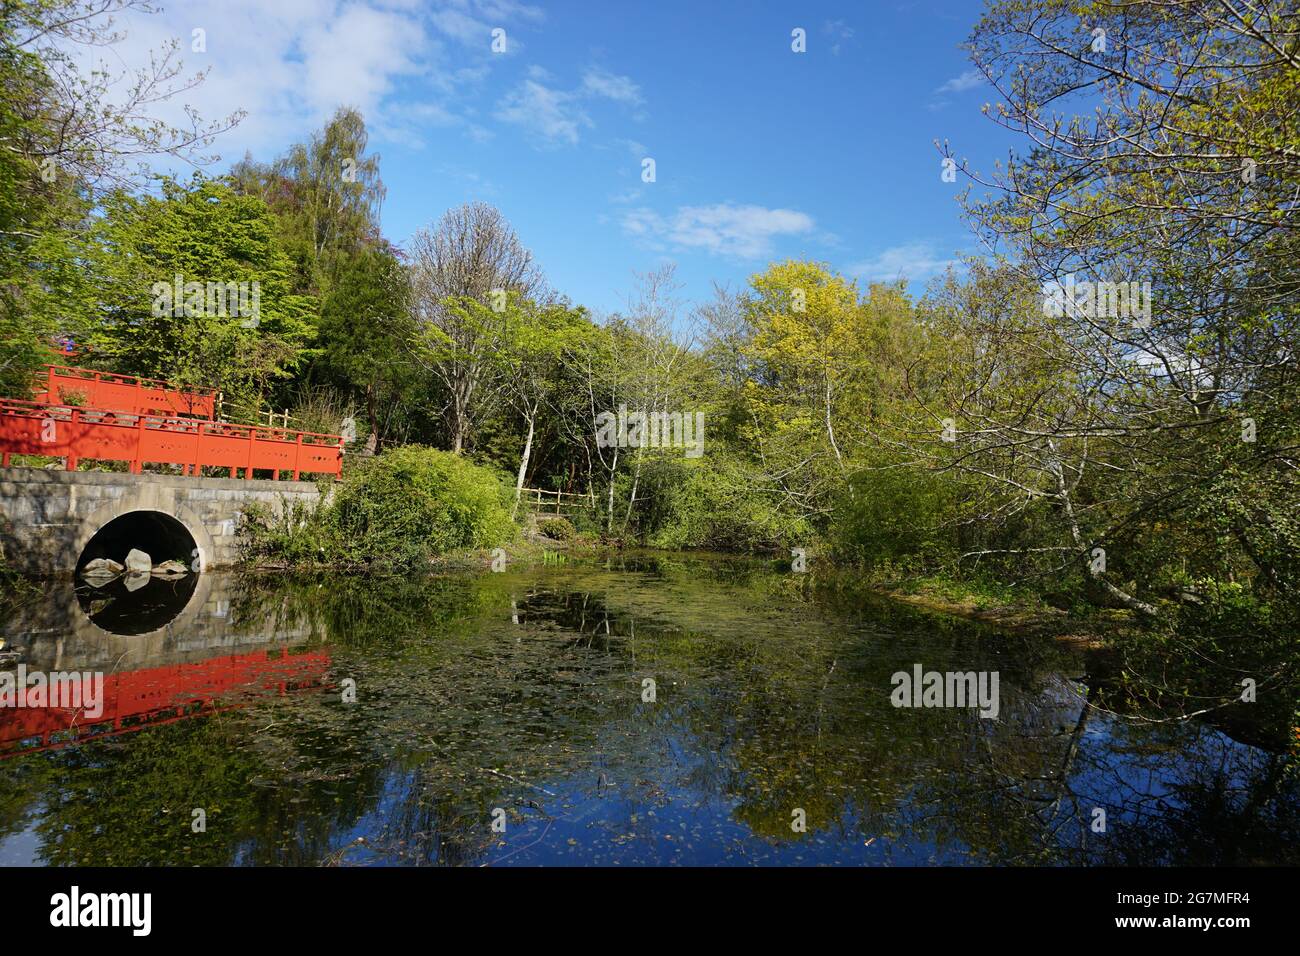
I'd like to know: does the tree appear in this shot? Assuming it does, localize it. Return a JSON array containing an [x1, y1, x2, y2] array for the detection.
[[87, 176, 316, 412], [315, 244, 415, 453], [497, 300, 590, 515], [231, 107, 385, 298], [612, 265, 697, 533], [0, 0, 239, 395], [409, 203, 545, 454], [912, 0, 1300, 614]]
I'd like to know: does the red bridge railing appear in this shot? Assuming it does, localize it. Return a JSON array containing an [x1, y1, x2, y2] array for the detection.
[[0, 399, 343, 480], [31, 365, 218, 419]]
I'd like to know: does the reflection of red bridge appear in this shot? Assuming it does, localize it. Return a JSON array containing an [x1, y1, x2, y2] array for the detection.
[[1, 365, 343, 480], [0, 647, 332, 758]]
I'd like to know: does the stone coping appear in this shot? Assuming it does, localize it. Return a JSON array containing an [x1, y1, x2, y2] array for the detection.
[[0, 466, 325, 492]]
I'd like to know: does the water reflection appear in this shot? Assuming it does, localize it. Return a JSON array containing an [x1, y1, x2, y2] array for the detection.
[[0, 557, 1296, 866], [75, 572, 199, 635]]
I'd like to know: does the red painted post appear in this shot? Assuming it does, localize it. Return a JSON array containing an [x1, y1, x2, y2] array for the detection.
[[134, 413, 146, 473], [292, 432, 303, 481], [65, 409, 79, 471], [246, 426, 256, 479], [2, 452, 9, 468]]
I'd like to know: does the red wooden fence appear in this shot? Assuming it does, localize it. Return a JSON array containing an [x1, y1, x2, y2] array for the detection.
[[31, 365, 218, 419], [0, 399, 343, 480]]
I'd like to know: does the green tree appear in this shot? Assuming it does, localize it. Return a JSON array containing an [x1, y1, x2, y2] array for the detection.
[[230, 107, 384, 299], [315, 244, 415, 452], [0, 0, 238, 395], [87, 176, 316, 411]]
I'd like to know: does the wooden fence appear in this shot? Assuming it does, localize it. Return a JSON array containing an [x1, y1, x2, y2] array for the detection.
[[519, 487, 597, 516]]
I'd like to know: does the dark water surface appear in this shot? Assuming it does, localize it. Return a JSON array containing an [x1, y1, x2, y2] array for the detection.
[[1, 553, 1296, 866]]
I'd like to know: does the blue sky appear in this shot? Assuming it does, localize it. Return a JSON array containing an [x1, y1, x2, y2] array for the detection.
[[103, 0, 1014, 315]]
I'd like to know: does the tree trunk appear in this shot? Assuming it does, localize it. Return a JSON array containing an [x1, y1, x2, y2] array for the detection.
[[512, 410, 535, 520], [1050, 447, 1158, 617], [364, 383, 379, 456], [606, 447, 619, 535]]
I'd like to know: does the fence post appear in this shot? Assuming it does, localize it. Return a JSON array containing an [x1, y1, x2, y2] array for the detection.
[[133, 413, 146, 473], [292, 432, 302, 481], [246, 426, 256, 479], [65, 409, 78, 471]]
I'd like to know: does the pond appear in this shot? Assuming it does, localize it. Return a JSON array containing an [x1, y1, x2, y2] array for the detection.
[[1, 553, 1296, 866]]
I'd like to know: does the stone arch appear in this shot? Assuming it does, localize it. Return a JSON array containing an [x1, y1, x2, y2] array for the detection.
[[73, 497, 215, 573]]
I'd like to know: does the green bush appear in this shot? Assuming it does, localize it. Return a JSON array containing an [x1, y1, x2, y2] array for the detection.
[[536, 516, 576, 541], [239, 498, 328, 566], [243, 446, 516, 568], [829, 462, 959, 569], [628, 455, 807, 552]]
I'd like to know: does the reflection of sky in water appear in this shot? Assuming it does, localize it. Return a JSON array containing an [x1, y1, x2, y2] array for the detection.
[[1, 559, 1295, 867], [0, 818, 43, 866], [271, 711, 1281, 867]]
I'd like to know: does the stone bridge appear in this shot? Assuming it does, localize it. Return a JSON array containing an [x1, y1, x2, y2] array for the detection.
[[0, 468, 324, 575]]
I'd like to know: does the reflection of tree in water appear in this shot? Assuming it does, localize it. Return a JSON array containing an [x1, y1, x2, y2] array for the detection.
[[1, 558, 1295, 865], [884, 682, 1300, 865]]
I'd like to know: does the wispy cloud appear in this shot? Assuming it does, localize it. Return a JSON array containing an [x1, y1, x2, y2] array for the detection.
[[848, 242, 959, 284], [496, 79, 590, 145], [497, 65, 643, 145], [934, 69, 984, 94], [581, 67, 643, 105], [622, 203, 814, 259], [430, 0, 544, 50], [822, 19, 856, 56]]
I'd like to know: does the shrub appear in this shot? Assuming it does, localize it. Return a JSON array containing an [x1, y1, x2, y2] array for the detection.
[[242, 446, 516, 568], [327, 446, 515, 565], [829, 463, 959, 569], [628, 455, 807, 552], [536, 516, 576, 541]]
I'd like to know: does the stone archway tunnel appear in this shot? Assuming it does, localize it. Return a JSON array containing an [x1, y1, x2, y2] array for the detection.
[[0, 469, 325, 574]]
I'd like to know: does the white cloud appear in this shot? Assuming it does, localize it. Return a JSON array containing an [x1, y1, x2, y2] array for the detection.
[[429, 0, 543, 49], [934, 69, 983, 94], [429, 8, 488, 45], [495, 79, 590, 145], [297, 5, 428, 118], [476, 0, 545, 22], [822, 19, 856, 56], [498, 65, 643, 146], [848, 242, 959, 283], [581, 67, 642, 105], [52, 0, 507, 166], [622, 203, 815, 259]]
